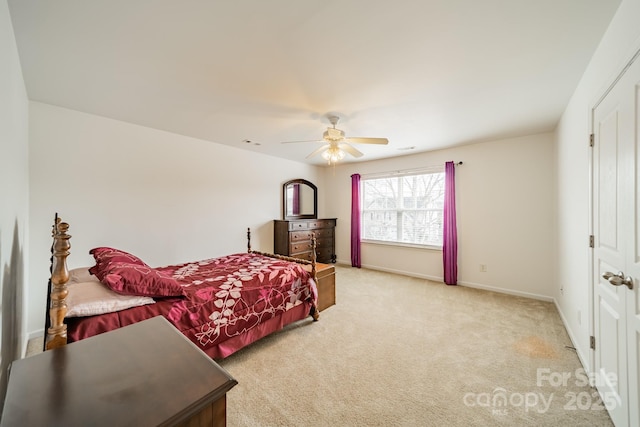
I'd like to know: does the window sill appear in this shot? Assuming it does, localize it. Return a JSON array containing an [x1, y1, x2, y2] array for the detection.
[[361, 239, 442, 251]]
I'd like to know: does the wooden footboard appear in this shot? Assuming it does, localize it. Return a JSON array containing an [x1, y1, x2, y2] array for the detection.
[[246, 228, 320, 320]]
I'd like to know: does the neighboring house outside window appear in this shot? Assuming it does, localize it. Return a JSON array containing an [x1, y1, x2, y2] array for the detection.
[[361, 169, 445, 248]]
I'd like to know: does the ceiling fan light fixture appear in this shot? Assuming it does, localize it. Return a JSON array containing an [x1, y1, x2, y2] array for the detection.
[[321, 146, 346, 164], [280, 115, 388, 163], [323, 128, 345, 141]]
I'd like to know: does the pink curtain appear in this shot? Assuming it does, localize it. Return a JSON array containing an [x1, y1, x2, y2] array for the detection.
[[292, 184, 300, 215], [351, 174, 361, 268], [443, 162, 457, 285]]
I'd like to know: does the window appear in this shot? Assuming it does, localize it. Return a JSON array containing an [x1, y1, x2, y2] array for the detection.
[[361, 170, 445, 247]]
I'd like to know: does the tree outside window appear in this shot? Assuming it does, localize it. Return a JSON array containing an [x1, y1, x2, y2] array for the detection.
[[361, 171, 445, 247]]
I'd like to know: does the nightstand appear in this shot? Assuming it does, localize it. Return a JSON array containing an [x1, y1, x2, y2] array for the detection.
[[308, 262, 336, 311]]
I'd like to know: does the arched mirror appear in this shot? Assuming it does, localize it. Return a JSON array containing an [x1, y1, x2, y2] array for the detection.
[[283, 179, 317, 220]]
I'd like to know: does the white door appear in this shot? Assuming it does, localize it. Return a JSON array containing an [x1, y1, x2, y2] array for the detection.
[[625, 55, 640, 427], [592, 51, 640, 427]]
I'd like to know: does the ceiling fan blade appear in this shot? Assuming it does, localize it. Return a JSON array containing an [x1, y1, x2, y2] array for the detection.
[[345, 137, 389, 145], [339, 142, 363, 158], [306, 144, 331, 159], [281, 139, 324, 144]]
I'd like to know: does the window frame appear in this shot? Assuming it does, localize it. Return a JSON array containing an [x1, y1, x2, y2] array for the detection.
[[360, 168, 445, 250]]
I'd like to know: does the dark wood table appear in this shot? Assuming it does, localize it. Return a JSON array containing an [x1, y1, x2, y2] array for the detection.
[[1, 316, 237, 427]]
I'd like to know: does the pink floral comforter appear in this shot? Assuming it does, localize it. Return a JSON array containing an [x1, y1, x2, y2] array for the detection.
[[67, 253, 317, 359], [161, 252, 317, 350]]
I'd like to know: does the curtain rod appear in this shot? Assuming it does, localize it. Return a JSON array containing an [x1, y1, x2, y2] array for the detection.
[[361, 161, 463, 178]]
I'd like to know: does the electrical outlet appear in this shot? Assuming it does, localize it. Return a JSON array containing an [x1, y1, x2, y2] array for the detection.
[[480, 264, 487, 272]]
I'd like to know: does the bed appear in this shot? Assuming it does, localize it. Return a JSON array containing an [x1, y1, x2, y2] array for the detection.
[[44, 214, 320, 359]]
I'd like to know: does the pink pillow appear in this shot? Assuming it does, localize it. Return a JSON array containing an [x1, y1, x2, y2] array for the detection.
[[89, 247, 148, 279], [101, 262, 183, 297]]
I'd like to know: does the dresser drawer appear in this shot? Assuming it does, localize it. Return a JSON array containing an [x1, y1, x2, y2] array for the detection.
[[288, 221, 310, 231], [286, 219, 336, 231], [307, 219, 336, 229], [316, 245, 334, 261], [290, 251, 313, 261], [315, 236, 333, 249], [291, 230, 332, 243], [290, 248, 331, 263], [290, 241, 313, 254], [313, 228, 334, 240], [290, 230, 313, 242]]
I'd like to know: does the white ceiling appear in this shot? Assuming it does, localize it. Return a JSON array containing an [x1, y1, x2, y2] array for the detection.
[[8, 0, 621, 166]]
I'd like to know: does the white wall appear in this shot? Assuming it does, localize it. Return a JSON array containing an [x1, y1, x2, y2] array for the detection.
[[324, 133, 556, 300], [27, 102, 324, 336], [0, 0, 29, 405], [555, 0, 640, 367]]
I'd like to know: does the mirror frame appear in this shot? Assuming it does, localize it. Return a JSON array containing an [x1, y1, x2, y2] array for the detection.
[[283, 179, 317, 220]]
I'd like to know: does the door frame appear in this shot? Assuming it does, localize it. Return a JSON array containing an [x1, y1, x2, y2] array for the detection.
[[589, 39, 640, 375], [587, 40, 640, 426]]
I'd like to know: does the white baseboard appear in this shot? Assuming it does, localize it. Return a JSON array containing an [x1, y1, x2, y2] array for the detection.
[[553, 298, 591, 373], [336, 258, 442, 282], [338, 258, 554, 302], [21, 336, 28, 359], [28, 328, 45, 341], [22, 328, 44, 358], [456, 280, 554, 302], [358, 262, 442, 283]]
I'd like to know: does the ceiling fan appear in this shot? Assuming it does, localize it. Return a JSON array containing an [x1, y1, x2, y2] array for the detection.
[[282, 115, 388, 165]]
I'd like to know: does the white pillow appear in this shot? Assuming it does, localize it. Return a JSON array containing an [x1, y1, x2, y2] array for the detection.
[[65, 280, 155, 318], [68, 267, 98, 284]]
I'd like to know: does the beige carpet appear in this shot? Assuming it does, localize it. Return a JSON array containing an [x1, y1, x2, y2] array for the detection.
[[27, 266, 614, 426], [217, 266, 614, 427]]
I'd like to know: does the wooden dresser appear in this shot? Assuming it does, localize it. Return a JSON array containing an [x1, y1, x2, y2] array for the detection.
[[274, 218, 337, 263], [1, 316, 237, 427]]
